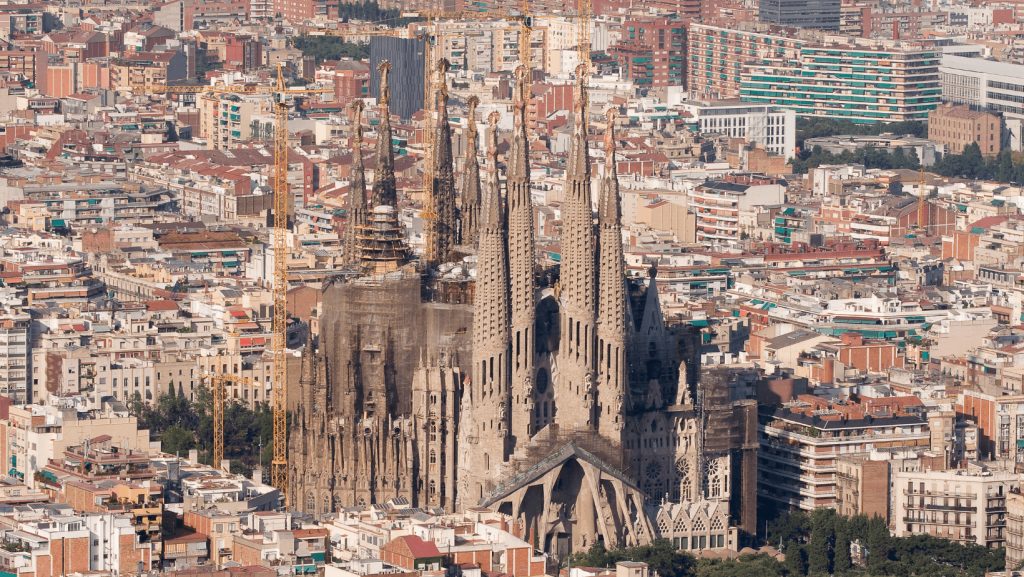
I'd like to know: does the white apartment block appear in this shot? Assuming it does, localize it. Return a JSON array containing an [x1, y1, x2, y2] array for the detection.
[[893, 468, 1019, 548], [682, 101, 797, 160]]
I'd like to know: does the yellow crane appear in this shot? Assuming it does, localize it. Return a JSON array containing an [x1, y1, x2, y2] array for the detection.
[[152, 66, 331, 504], [206, 372, 254, 472]]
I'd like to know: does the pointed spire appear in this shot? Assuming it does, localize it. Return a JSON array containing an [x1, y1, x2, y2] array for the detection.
[[506, 64, 537, 445], [460, 96, 482, 247], [345, 100, 368, 266], [372, 60, 397, 208], [427, 58, 457, 265], [598, 107, 620, 227], [481, 111, 503, 230], [597, 106, 628, 440]]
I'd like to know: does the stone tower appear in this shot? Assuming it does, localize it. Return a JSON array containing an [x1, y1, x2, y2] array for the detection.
[[426, 58, 457, 265], [345, 100, 368, 266], [372, 60, 397, 207], [462, 111, 511, 507], [596, 108, 627, 444], [459, 96, 482, 247], [555, 65, 598, 431], [507, 65, 535, 446]]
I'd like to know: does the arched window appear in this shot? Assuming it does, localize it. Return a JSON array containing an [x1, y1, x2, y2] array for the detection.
[[306, 492, 315, 512], [429, 450, 437, 465]]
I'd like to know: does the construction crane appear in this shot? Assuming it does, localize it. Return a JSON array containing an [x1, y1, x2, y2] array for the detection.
[[151, 66, 331, 504], [206, 372, 254, 472]]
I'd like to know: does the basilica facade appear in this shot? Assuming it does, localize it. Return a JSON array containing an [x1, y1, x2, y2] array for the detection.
[[288, 59, 757, 558]]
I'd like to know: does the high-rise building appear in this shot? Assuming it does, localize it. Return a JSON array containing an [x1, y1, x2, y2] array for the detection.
[[369, 37, 425, 120], [610, 17, 686, 93], [741, 39, 941, 123], [759, 0, 841, 30], [687, 23, 805, 101]]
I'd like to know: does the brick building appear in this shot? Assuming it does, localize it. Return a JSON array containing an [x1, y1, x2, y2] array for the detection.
[[928, 103, 1003, 157]]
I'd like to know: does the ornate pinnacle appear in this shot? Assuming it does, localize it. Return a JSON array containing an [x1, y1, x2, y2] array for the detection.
[[481, 111, 502, 229], [604, 107, 616, 172], [350, 100, 364, 147], [572, 63, 588, 138], [436, 58, 450, 101], [487, 111, 500, 168], [377, 61, 392, 107], [467, 96, 479, 141]]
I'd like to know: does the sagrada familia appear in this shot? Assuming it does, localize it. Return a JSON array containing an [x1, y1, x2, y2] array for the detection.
[[289, 59, 758, 558]]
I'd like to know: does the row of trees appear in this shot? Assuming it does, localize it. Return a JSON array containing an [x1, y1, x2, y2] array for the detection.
[[128, 385, 274, 477], [796, 118, 927, 145], [769, 509, 1004, 577], [571, 510, 1004, 577], [789, 145, 922, 174], [293, 36, 370, 65], [931, 143, 1024, 183]]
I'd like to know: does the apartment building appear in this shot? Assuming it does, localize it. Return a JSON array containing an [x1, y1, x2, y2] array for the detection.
[[691, 175, 786, 245], [198, 93, 269, 150], [110, 52, 187, 93], [1007, 490, 1024, 569], [610, 17, 686, 91], [688, 23, 804, 100], [0, 312, 29, 401], [893, 468, 1018, 548], [760, 0, 841, 30], [759, 396, 931, 510], [742, 39, 941, 122]]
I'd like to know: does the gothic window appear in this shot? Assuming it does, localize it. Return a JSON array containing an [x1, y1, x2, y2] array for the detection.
[[710, 516, 724, 531], [536, 368, 549, 394], [429, 480, 436, 496], [429, 450, 437, 464], [430, 422, 437, 443], [675, 461, 692, 479], [681, 477, 692, 501], [306, 492, 315, 512], [323, 494, 331, 514], [706, 459, 722, 498], [645, 461, 663, 481]]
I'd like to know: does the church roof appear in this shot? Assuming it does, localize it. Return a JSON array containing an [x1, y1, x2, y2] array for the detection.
[[479, 442, 639, 508]]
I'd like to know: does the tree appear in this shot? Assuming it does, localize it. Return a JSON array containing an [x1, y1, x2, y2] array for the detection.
[[697, 555, 785, 577], [888, 180, 904, 196], [832, 518, 852, 573], [569, 540, 694, 577], [806, 509, 835, 576], [783, 543, 807, 577], [161, 425, 195, 456]]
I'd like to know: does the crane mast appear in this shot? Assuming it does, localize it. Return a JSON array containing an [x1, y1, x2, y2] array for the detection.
[[150, 65, 329, 506]]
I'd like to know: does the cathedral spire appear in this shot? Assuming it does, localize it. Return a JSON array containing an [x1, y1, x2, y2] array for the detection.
[[597, 107, 628, 442], [426, 58, 457, 266], [460, 96, 482, 247], [345, 100, 368, 266], [555, 62, 598, 432], [372, 61, 397, 208], [461, 110, 512, 510], [507, 65, 536, 446]]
